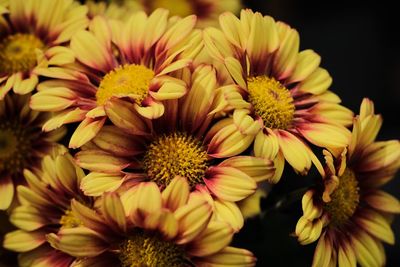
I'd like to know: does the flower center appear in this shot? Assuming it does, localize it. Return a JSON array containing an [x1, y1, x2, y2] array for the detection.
[[151, 0, 193, 17], [247, 75, 295, 129], [324, 168, 360, 227], [119, 231, 188, 267], [59, 209, 82, 229], [96, 64, 154, 106], [0, 33, 44, 74], [143, 132, 208, 188], [0, 121, 33, 174]]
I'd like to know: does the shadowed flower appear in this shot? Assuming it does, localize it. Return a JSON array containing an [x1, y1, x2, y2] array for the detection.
[[0, 0, 88, 99], [203, 9, 354, 181], [75, 64, 275, 230], [3, 147, 95, 267], [295, 99, 400, 267], [0, 93, 65, 210], [47, 176, 256, 266], [30, 11, 200, 148], [85, 0, 142, 20]]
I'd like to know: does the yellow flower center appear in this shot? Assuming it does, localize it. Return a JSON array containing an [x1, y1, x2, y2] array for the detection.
[[119, 231, 188, 267], [96, 64, 154, 106], [151, 0, 193, 17], [247, 75, 295, 129], [0, 121, 32, 174], [143, 132, 208, 188], [59, 209, 82, 229], [324, 168, 360, 227], [0, 33, 44, 74]]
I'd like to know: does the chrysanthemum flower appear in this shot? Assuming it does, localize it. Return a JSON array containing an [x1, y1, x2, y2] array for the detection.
[[30, 11, 200, 148], [2, 146, 95, 266], [295, 99, 400, 267], [0, 0, 88, 99], [86, 0, 141, 20], [146, 0, 241, 28], [203, 9, 354, 180], [47, 176, 256, 266], [75, 64, 274, 229], [0, 93, 65, 210]]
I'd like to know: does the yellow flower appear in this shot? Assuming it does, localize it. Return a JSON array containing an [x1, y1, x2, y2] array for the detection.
[[203, 9, 354, 182], [295, 99, 400, 267], [0, 93, 65, 210], [75, 64, 274, 230], [0, 0, 88, 99], [30, 11, 200, 148], [2, 147, 95, 267], [47, 176, 256, 266], [86, 0, 142, 20]]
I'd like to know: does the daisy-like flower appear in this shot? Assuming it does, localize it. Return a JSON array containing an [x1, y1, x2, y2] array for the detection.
[[203, 9, 354, 180], [0, 0, 88, 99], [86, 0, 141, 20], [30, 11, 200, 148], [75, 64, 275, 230], [0, 93, 65, 210], [47, 176, 256, 266], [2, 146, 94, 266], [138, 0, 241, 28], [295, 98, 400, 267]]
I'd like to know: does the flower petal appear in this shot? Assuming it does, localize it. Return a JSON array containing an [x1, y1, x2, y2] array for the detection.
[[161, 176, 190, 212], [0, 175, 14, 210], [3, 230, 46, 252], [80, 172, 124, 196], [69, 117, 106, 149]]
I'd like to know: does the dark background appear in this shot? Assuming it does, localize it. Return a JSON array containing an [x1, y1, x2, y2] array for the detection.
[[1, 0, 399, 266], [234, 0, 400, 266]]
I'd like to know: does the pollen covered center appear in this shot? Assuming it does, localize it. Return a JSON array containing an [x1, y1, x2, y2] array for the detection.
[[0, 121, 33, 174], [0, 33, 44, 74], [119, 231, 187, 267], [96, 64, 154, 106], [143, 132, 208, 188], [247, 75, 295, 129], [59, 209, 83, 229], [324, 168, 360, 227], [152, 0, 193, 17]]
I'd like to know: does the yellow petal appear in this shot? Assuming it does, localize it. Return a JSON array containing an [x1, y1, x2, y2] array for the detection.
[[10, 206, 45, 231], [298, 68, 332, 95], [364, 190, 400, 214], [100, 193, 127, 233], [287, 49, 321, 83], [76, 150, 130, 173], [276, 130, 312, 175], [356, 209, 395, 244], [3, 230, 46, 252], [204, 167, 256, 202], [69, 117, 106, 149], [42, 108, 86, 131], [161, 176, 190, 212], [213, 199, 244, 232], [0, 175, 13, 210], [80, 172, 124, 196], [195, 246, 255, 266], [219, 156, 275, 182], [129, 182, 162, 226], [47, 227, 108, 257], [174, 197, 212, 244], [188, 221, 234, 257]]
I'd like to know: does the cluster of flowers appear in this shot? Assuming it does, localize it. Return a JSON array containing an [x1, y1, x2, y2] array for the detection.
[[0, 0, 399, 266]]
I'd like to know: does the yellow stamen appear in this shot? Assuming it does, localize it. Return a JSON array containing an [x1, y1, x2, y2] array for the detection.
[[59, 209, 82, 229], [0, 121, 32, 174], [324, 168, 360, 227], [119, 231, 188, 267], [96, 64, 154, 106], [0, 33, 44, 74], [143, 132, 208, 188], [247, 76, 295, 129], [151, 0, 193, 17]]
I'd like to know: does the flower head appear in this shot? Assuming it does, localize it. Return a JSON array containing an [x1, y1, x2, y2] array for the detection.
[[0, 93, 65, 210], [31, 11, 200, 148], [203, 9, 354, 180], [295, 99, 400, 267], [0, 0, 88, 99], [76, 64, 275, 229], [3, 147, 94, 266], [47, 176, 256, 266]]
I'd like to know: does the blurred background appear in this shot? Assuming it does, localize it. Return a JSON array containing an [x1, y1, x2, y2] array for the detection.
[[1, 0, 399, 266]]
